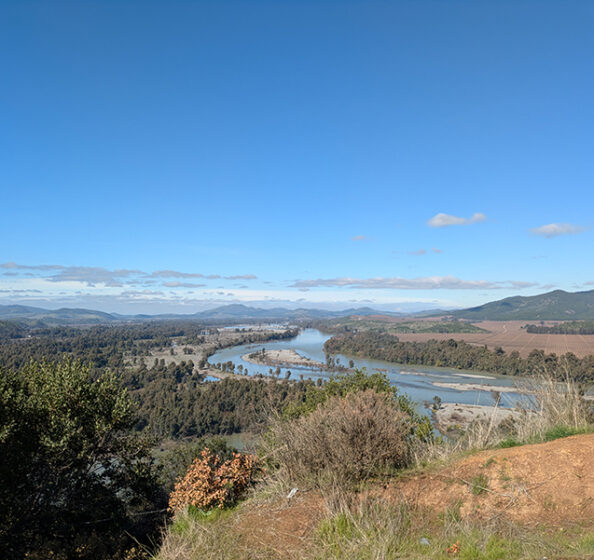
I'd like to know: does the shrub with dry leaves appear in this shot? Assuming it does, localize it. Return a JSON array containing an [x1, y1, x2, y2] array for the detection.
[[168, 448, 258, 512]]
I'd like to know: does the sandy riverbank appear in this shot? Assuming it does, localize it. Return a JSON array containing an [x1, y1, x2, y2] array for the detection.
[[433, 402, 522, 433], [242, 348, 325, 369], [432, 381, 528, 394]]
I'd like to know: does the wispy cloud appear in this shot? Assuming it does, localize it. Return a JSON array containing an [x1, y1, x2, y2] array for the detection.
[[427, 213, 486, 227], [162, 281, 207, 288], [1, 262, 64, 271], [530, 223, 586, 238], [351, 235, 368, 241], [150, 270, 220, 279], [0, 289, 43, 294], [291, 276, 538, 290], [226, 274, 257, 280], [0, 263, 142, 287], [407, 248, 442, 256], [0, 263, 257, 286], [149, 269, 257, 280]]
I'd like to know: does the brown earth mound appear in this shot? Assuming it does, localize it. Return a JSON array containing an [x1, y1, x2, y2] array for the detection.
[[396, 433, 594, 527]]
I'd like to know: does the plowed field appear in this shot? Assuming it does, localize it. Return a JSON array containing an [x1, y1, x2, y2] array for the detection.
[[394, 320, 594, 358]]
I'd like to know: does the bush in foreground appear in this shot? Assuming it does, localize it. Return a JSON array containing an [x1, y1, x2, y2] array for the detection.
[[0, 358, 165, 560], [265, 389, 416, 487], [168, 448, 259, 512]]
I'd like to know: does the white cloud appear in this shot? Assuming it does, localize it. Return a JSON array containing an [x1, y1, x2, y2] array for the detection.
[[351, 235, 368, 241], [530, 223, 586, 238], [427, 212, 486, 227]]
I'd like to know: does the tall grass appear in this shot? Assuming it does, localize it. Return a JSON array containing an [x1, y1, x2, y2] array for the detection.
[[153, 508, 241, 560], [308, 493, 594, 560], [415, 372, 593, 465], [513, 372, 592, 442]]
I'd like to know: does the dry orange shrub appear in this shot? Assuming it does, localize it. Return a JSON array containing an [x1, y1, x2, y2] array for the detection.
[[168, 448, 258, 512]]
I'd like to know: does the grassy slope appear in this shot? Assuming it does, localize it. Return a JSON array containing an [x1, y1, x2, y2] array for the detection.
[[155, 433, 594, 560]]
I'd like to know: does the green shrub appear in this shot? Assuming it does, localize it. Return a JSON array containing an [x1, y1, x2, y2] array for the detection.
[[0, 358, 165, 559], [283, 368, 433, 443], [265, 389, 416, 487]]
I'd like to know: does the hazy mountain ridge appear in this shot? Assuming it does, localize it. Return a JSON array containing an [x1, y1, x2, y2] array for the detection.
[[0, 303, 401, 326], [4, 289, 594, 325]]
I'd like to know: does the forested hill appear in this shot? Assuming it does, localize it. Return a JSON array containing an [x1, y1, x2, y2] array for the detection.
[[452, 289, 594, 321]]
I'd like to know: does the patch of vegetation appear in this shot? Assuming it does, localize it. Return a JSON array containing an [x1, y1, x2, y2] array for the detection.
[[542, 424, 590, 441], [498, 438, 520, 448], [264, 389, 418, 488], [470, 473, 489, 495], [309, 498, 593, 560]]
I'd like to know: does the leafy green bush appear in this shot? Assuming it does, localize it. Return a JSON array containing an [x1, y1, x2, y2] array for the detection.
[[0, 358, 165, 559]]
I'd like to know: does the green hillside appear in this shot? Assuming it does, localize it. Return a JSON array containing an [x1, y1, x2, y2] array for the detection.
[[453, 289, 594, 321]]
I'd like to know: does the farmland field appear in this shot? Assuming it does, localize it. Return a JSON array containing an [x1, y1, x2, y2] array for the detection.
[[394, 320, 594, 358]]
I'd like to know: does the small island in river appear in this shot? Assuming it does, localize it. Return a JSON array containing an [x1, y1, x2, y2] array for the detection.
[[242, 348, 325, 369]]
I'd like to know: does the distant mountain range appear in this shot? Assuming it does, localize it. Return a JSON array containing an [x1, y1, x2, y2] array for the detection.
[[451, 289, 594, 321], [3, 289, 594, 325], [0, 303, 401, 326]]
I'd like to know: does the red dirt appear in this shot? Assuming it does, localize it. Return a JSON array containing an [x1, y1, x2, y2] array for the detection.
[[236, 490, 324, 558], [395, 433, 594, 527]]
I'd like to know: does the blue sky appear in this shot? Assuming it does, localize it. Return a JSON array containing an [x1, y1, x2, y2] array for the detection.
[[1, 1, 593, 313]]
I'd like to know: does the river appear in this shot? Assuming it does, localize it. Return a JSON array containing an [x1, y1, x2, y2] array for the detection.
[[210, 328, 529, 413]]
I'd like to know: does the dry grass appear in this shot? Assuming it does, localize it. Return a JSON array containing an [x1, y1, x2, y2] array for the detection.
[[415, 372, 593, 465], [153, 508, 241, 560], [513, 372, 592, 441], [306, 491, 594, 560]]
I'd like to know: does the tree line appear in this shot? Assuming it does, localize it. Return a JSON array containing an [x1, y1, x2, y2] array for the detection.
[[324, 331, 594, 382], [525, 321, 594, 335]]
